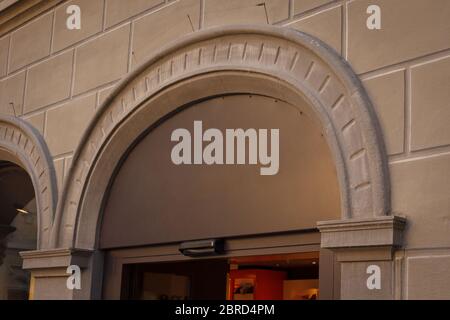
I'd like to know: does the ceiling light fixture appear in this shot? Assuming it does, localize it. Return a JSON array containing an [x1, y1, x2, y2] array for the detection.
[[14, 204, 30, 215], [16, 208, 30, 214]]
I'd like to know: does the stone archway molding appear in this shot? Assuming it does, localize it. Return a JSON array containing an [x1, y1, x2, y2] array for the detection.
[[50, 25, 391, 250], [0, 115, 58, 249]]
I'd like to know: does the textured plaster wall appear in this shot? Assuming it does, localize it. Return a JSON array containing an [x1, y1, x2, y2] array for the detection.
[[0, 0, 449, 299]]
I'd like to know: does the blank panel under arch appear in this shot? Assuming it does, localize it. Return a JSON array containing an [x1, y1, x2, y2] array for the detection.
[[100, 94, 340, 249]]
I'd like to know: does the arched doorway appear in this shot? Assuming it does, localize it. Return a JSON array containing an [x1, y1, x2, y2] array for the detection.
[[100, 92, 342, 299], [21, 26, 404, 300], [0, 116, 58, 300], [0, 161, 37, 299]]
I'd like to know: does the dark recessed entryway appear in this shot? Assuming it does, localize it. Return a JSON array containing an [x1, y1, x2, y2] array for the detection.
[[0, 161, 37, 300], [121, 252, 320, 300]]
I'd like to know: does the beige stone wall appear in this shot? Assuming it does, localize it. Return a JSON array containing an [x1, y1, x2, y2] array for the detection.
[[0, 0, 449, 299]]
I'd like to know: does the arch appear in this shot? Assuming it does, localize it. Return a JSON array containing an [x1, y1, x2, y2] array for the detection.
[[50, 25, 390, 250], [0, 115, 58, 249]]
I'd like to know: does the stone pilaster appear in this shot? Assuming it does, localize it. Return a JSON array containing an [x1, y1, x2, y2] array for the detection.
[[318, 216, 406, 300], [20, 248, 103, 300]]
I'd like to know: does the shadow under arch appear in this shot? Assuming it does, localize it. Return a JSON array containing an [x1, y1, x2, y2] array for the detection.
[[0, 160, 36, 299], [50, 25, 391, 250]]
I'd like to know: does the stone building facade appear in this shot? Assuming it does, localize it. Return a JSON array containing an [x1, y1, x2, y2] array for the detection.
[[0, 0, 449, 299]]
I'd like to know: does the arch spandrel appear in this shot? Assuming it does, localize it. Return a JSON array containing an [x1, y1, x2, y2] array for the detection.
[[51, 25, 390, 249]]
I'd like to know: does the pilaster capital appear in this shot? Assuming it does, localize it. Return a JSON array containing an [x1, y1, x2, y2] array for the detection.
[[318, 216, 406, 261], [20, 248, 93, 270]]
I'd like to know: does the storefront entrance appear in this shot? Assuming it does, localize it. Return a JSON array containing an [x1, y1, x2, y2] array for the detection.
[[18, 26, 399, 300], [102, 231, 339, 300], [97, 91, 341, 299], [122, 252, 320, 300], [97, 82, 343, 299]]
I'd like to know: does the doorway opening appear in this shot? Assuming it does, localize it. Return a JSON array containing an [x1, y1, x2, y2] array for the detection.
[[99, 89, 342, 300], [122, 252, 320, 300], [0, 161, 37, 300]]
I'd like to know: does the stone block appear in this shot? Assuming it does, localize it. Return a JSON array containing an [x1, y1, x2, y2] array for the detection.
[[0, 35, 9, 77], [293, 0, 331, 15], [288, 6, 341, 54], [9, 12, 53, 72], [74, 24, 130, 95], [411, 56, 450, 150], [363, 70, 405, 155], [23, 112, 45, 135], [205, 0, 268, 27], [0, 71, 25, 115], [132, 0, 200, 68], [53, 0, 104, 52], [407, 255, 450, 299], [105, 0, 163, 28], [24, 51, 73, 113], [390, 154, 450, 248], [347, 0, 450, 73], [45, 94, 96, 156], [54, 157, 65, 191]]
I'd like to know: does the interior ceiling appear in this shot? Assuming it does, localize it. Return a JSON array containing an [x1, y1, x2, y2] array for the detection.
[[0, 161, 35, 225]]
